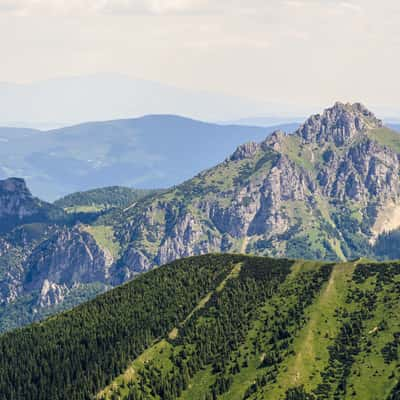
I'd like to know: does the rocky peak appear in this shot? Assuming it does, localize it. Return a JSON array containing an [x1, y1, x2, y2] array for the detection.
[[295, 102, 382, 146], [0, 178, 64, 233], [0, 177, 38, 220], [0, 178, 30, 195], [230, 141, 259, 161], [261, 130, 286, 151]]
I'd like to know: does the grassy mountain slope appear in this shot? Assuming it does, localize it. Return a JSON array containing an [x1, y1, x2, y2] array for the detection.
[[98, 257, 400, 400], [0, 254, 399, 400], [54, 186, 163, 213]]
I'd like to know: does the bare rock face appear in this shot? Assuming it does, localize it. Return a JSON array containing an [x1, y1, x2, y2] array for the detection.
[[230, 142, 259, 161], [296, 102, 382, 146], [261, 130, 286, 152], [157, 211, 221, 265], [23, 227, 110, 293], [0, 177, 63, 234], [0, 178, 38, 219], [0, 248, 23, 305], [248, 155, 314, 236], [0, 233, 35, 306], [209, 185, 261, 238], [0, 224, 113, 317], [118, 248, 153, 280], [38, 279, 69, 307], [318, 139, 400, 202]]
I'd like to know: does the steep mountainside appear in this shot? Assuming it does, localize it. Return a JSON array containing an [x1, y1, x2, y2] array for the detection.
[[101, 102, 400, 278], [0, 116, 291, 200], [0, 222, 112, 332], [2, 103, 400, 333], [0, 254, 399, 400], [0, 179, 117, 331], [0, 177, 63, 233]]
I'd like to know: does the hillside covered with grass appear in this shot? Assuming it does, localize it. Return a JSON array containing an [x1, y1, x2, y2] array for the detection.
[[54, 186, 162, 213], [0, 254, 399, 400]]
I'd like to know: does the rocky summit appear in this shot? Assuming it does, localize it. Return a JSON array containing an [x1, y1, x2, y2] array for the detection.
[[296, 101, 383, 145], [2, 102, 400, 332], [106, 102, 400, 276]]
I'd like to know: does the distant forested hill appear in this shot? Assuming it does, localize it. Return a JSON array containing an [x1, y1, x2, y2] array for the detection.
[[0, 116, 295, 200], [54, 186, 163, 212], [0, 254, 399, 400]]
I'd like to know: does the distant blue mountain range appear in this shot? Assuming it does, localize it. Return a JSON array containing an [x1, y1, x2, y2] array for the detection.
[[388, 123, 400, 132], [0, 75, 305, 128], [0, 115, 299, 200]]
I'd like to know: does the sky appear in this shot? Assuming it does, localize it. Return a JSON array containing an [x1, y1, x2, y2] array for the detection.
[[1, 0, 400, 116]]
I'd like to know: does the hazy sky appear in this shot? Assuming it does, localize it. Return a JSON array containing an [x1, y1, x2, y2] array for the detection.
[[1, 0, 400, 113]]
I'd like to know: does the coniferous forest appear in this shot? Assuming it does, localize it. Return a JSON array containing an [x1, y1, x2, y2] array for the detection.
[[0, 254, 399, 400]]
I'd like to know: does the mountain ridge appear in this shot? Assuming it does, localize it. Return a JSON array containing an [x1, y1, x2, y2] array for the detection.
[[2, 102, 400, 333], [102, 102, 400, 277], [0, 254, 399, 400]]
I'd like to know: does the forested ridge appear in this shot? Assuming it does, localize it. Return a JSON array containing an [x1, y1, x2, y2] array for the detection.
[[0, 254, 250, 399], [98, 258, 400, 400], [54, 186, 162, 211], [0, 255, 399, 400]]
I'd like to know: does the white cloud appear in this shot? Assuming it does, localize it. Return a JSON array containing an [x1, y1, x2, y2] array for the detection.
[[0, 0, 368, 16], [0, 0, 312, 16], [0, 0, 223, 15], [338, 1, 362, 13], [0, 0, 400, 113]]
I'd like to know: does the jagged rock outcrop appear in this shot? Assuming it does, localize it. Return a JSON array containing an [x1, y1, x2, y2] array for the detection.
[[0, 177, 63, 233], [23, 227, 111, 292], [230, 142, 259, 161], [248, 155, 314, 236], [0, 178, 37, 219], [262, 130, 286, 151], [38, 279, 69, 307], [0, 242, 25, 305], [157, 211, 221, 265], [0, 223, 113, 331], [318, 139, 400, 202], [118, 248, 153, 278], [210, 184, 261, 238], [295, 102, 382, 146]]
